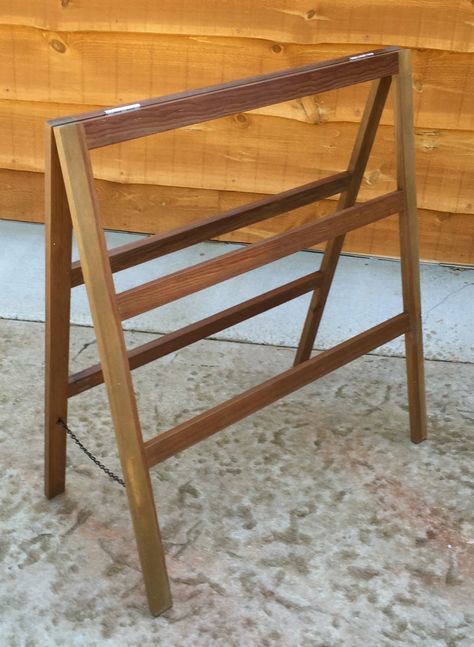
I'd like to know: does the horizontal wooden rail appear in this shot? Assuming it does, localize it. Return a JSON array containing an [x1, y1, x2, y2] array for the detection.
[[116, 190, 404, 321], [68, 270, 323, 397], [144, 312, 410, 467], [48, 47, 398, 149], [70, 171, 352, 288]]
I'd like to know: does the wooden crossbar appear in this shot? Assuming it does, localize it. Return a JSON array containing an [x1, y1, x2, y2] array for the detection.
[[45, 47, 427, 617], [68, 270, 323, 397], [49, 47, 399, 149], [116, 191, 403, 321], [144, 313, 411, 467], [70, 170, 351, 287]]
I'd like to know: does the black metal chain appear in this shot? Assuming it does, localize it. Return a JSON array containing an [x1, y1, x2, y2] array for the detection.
[[58, 418, 125, 488]]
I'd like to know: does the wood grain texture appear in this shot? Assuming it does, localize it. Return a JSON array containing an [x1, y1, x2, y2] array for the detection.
[[2, 168, 473, 264], [78, 49, 399, 149], [1, 3, 472, 265], [144, 312, 411, 466], [2, 169, 473, 264], [2, 1, 471, 52], [1, 27, 471, 130], [1, 100, 472, 216], [116, 191, 404, 321]]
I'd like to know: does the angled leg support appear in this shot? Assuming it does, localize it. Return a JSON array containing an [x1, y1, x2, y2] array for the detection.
[[394, 50, 427, 443], [294, 75, 392, 365], [54, 124, 171, 615], [45, 125, 72, 498]]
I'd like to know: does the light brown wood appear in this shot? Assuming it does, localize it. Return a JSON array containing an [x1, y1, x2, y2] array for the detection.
[[3, 1, 471, 52], [0, 101, 474, 214], [394, 50, 427, 443], [1, 3, 473, 267], [2, 29, 471, 131], [144, 313, 411, 466], [54, 123, 171, 615], [295, 76, 392, 364], [116, 191, 404, 321], [44, 125, 72, 498], [1, 99, 472, 216], [3, 168, 473, 264]]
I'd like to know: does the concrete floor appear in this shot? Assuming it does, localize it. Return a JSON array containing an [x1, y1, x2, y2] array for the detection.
[[0, 319, 473, 646]]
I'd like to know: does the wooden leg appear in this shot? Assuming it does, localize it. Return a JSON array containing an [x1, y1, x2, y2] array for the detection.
[[294, 76, 392, 365], [45, 125, 72, 499], [54, 123, 172, 615], [394, 50, 427, 443]]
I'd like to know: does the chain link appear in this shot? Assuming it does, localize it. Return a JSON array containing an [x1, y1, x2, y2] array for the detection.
[[58, 418, 125, 487]]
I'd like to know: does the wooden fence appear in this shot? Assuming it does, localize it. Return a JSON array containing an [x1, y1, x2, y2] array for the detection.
[[0, 1, 472, 263]]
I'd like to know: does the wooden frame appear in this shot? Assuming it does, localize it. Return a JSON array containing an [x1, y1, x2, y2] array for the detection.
[[45, 47, 427, 615]]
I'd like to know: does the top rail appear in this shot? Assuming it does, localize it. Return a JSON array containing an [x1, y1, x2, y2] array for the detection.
[[49, 47, 399, 150]]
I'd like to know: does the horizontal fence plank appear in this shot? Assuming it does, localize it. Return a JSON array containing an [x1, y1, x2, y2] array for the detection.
[[116, 191, 404, 320], [144, 312, 411, 466], [77, 49, 399, 148], [1, 100, 472, 215], [2, 1, 471, 52], [2, 169, 473, 264], [68, 270, 323, 396], [1, 27, 471, 131], [70, 171, 351, 286]]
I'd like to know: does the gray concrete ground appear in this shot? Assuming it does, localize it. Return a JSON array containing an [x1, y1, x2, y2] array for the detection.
[[0, 318, 473, 646]]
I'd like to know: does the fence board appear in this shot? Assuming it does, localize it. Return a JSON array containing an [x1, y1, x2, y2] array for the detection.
[[1, 1, 471, 52], [1, 100, 472, 215], [1, 169, 473, 264], [1, 27, 471, 130]]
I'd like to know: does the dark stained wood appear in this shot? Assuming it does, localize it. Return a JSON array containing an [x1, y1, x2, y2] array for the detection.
[[294, 75, 392, 364], [144, 313, 410, 467], [44, 125, 73, 499], [394, 50, 427, 443], [69, 270, 323, 396], [46, 47, 399, 149], [116, 190, 404, 321], [70, 171, 352, 287]]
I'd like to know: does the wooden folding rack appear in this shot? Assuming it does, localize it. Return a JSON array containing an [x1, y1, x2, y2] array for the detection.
[[45, 46, 427, 615]]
